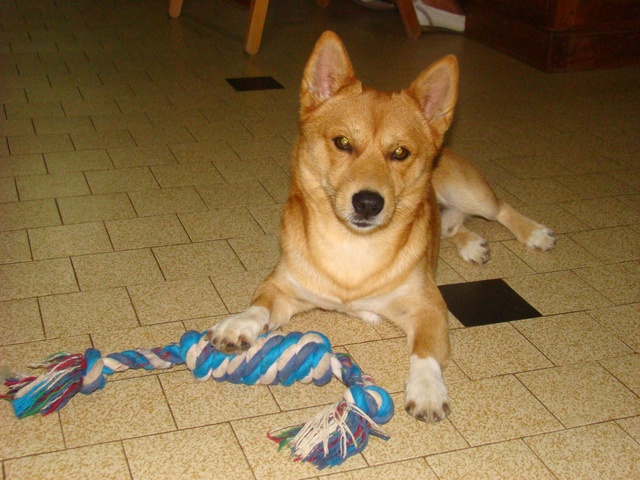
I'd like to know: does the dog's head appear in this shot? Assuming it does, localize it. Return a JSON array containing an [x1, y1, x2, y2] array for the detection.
[[294, 31, 458, 233]]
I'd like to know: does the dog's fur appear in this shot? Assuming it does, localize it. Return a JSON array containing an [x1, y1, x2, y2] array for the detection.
[[207, 32, 555, 422]]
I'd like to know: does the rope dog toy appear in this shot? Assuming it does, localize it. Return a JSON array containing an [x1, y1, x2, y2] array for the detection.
[[1, 330, 394, 469]]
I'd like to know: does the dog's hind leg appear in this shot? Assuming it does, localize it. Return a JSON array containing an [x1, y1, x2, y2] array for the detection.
[[434, 149, 555, 261]]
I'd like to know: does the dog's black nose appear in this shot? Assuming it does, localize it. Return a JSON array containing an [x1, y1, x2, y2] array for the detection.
[[352, 190, 385, 219]]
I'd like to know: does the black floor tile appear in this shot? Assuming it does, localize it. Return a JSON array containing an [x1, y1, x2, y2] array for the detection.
[[438, 278, 542, 328], [226, 76, 284, 91]]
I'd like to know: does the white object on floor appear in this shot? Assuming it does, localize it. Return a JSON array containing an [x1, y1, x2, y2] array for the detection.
[[413, 2, 466, 32]]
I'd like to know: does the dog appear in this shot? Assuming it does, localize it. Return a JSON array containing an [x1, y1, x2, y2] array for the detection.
[[207, 31, 555, 422]]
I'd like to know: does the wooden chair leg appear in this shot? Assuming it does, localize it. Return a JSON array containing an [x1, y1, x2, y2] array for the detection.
[[395, 0, 421, 39], [168, 0, 184, 18], [245, 0, 270, 55]]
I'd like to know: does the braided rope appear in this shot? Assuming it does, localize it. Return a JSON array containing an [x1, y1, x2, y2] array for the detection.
[[2, 330, 394, 469]]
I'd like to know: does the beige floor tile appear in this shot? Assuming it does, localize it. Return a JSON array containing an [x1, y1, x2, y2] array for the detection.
[[39, 287, 137, 338], [493, 154, 571, 179], [197, 180, 275, 209], [4, 442, 131, 480], [0, 257, 78, 301], [71, 129, 136, 151], [282, 310, 382, 348], [188, 120, 254, 145], [524, 422, 640, 480], [440, 242, 535, 281], [0, 334, 92, 376], [447, 375, 562, 446], [91, 322, 187, 380], [497, 177, 580, 205], [168, 140, 238, 164], [8, 133, 74, 155], [62, 99, 121, 117], [228, 234, 280, 271], [230, 135, 292, 161], [150, 162, 225, 188], [60, 375, 176, 447], [231, 407, 369, 479], [427, 439, 555, 480], [107, 144, 178, 169], [90, 112, 151, 131], [0, 153, 46, 177], [44, 149, 113, 173], [518, 362, 640, 428], [154, 240, 245, 280], [29, 222, 112, 259], [570, 226, 640, 263], [505, 271, 612, 315], [58, 192, 136, 224], [0, 230, 31, 264], [159, 370, 280, 428], [16, 171, 90, 200], [345, 338, 467, 395], [617, 416, 640, 443], [214, 156, 289, 183], [450, 323, 552, 379], [106, 215, 189, 250], [248, 204, 283, 235], [0, 118, 36, 137], [210, 268, 271, 313], [33, 115, 95, 135], [503, 234, 600, 273], [128, 278, 227, 324], [574, 262, 640, 305], [560, 197, 640, 228], [361, 393, 468, 465], [124, 424, 254, 480], [588, 303, 640, 351], [259, 175, 291, 204], [555, 172, 638, 199], [0, 298, 44, 345], [320, 458, 436, 480], [5, 101, 64, 119], [85, 166, 159, 194], [269, 378, 348, 413], [115, 94, 174, 114], [599, 354, 640, 396], [128, 125, 196, 147], [0, 177, 18, 202], [515, 203, 591, 235], [180, 207, 264, 242], [0, 407, 64, 462], [128, 187, 207, 216], [512, 312, 632, 365], [436, 256, 466, 285], [72, 249, 164, 290]]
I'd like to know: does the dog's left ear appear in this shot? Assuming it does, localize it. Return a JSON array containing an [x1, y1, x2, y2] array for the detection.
[[300, 31, 357, 114], [408, 55, 459, 140]]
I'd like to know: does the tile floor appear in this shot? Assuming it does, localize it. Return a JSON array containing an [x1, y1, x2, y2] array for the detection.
[[1, 0, 639, 478]]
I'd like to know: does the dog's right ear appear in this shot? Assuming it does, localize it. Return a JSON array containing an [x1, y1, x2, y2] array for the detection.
[[300, 31, 357, 114]]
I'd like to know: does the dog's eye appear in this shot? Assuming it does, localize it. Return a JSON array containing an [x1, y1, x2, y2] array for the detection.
[[333, 136, 352, 152], [391, 146, 410, 161]]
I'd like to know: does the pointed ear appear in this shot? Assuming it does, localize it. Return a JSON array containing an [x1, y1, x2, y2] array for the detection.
[[300, 31, 357, 114], [408, 55, 459, 139]]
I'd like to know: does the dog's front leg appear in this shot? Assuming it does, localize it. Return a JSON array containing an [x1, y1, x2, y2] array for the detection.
[[207, 270, 310, 354], [389, 282, 451, 422]]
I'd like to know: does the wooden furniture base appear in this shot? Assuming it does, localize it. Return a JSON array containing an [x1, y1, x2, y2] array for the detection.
[[465, 0, 640, 72], [167, 0, 420, 55]]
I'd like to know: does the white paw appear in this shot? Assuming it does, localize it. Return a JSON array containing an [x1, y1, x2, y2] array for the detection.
[[206, 306, 269, 354], [405, 356, 450, 422], [525, 226, 555, 251], [458, 237, 490, 265]]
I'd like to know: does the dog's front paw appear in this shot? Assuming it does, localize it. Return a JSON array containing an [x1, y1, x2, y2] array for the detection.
[[206, 306, 269, 354], [405, 356, 451, 422], [458, 237, 490, 265], [525, 226, 555, 251]]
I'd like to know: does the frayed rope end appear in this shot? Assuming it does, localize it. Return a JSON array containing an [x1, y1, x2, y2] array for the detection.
[[267, 400, 391, 469]]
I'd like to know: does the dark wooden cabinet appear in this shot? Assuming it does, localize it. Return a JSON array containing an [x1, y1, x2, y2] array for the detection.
[[465, 0, 640, 72]]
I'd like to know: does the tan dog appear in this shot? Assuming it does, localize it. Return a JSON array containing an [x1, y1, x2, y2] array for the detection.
[[208, 31, 555, 422]]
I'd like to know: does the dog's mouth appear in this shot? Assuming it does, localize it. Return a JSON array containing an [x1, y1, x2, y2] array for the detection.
[[349, 218, 377, 230]]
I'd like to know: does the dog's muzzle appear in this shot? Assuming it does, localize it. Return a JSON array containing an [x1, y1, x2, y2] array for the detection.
[[351, 190, 385, 228]]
